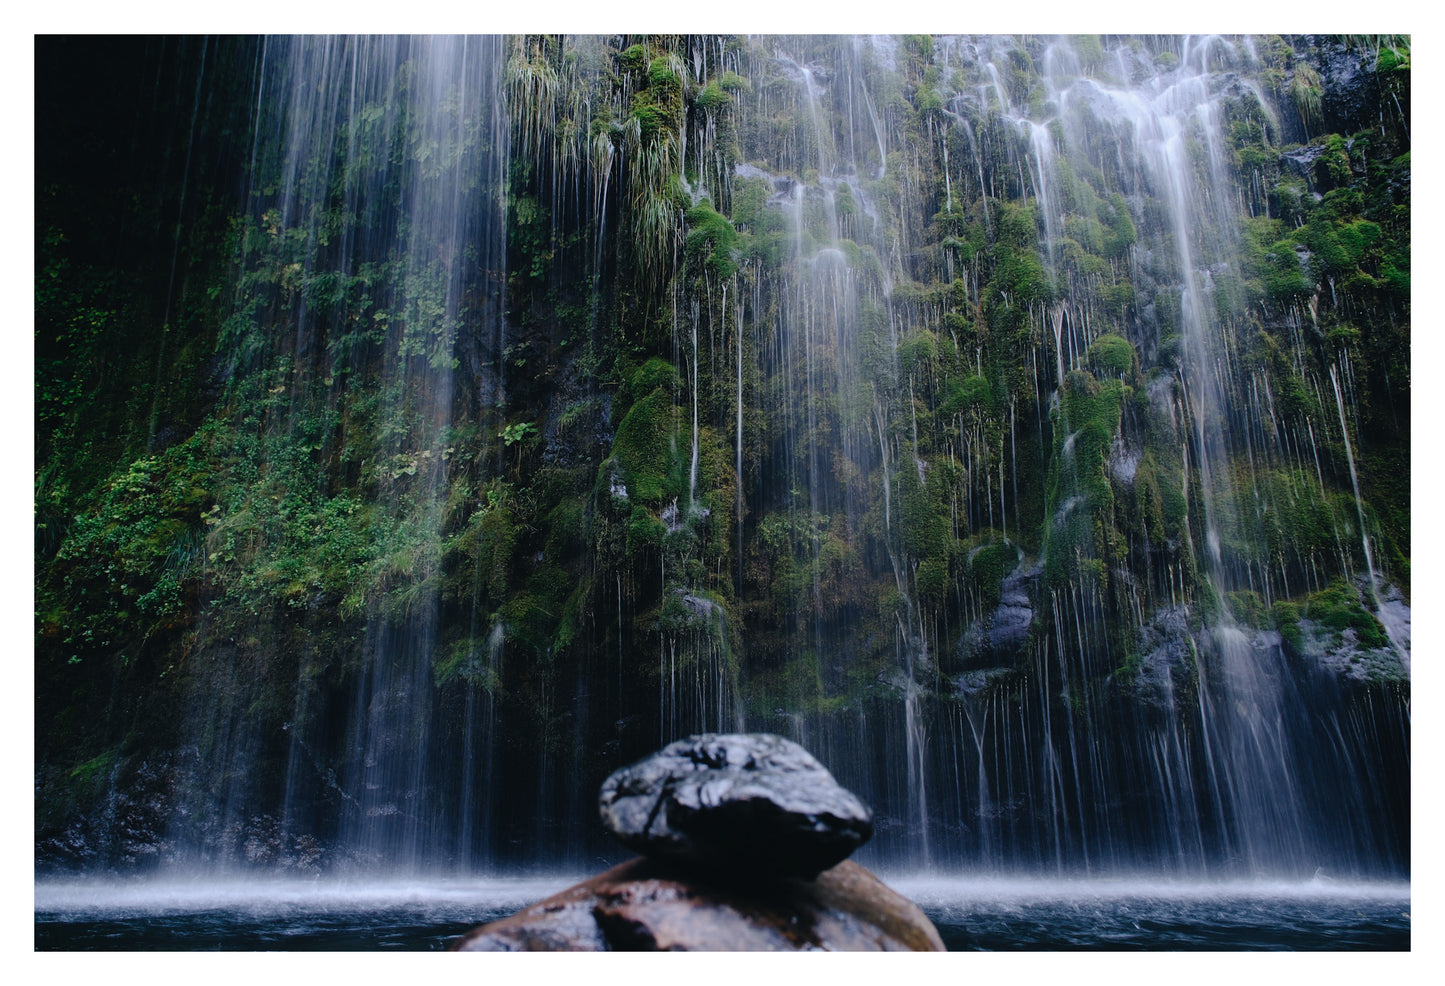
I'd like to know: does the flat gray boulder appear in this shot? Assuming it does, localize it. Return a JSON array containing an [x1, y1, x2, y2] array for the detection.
[[598, 732, 872, 879]]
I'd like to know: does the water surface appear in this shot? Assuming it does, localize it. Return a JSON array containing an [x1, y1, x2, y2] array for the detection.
[[35, 874, 1409, 950], [890, 875, 1410, 950]]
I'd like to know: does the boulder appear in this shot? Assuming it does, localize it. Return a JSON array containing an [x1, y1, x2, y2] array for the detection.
[[451, 856, 945, 951], [597, 732, 872, 879]]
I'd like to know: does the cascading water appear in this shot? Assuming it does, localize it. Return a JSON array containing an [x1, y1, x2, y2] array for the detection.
[[36, 35, 1408, 895], [890, 34, 1409, 877], [722, 38, 947, 864], [159, 35, 513, 874]]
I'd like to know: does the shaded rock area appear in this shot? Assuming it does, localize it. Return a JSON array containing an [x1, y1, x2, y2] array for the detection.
[[451, 856, 945, 952], [598, 732, 872, 880], [987, 565, 1038, 653], [953, 562, 1038, 665], [1121, 605, 1195, 712], [1306, 34, 1385, 135]]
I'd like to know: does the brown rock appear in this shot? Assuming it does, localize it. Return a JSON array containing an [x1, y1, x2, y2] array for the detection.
[[451, 856, 945, 951]]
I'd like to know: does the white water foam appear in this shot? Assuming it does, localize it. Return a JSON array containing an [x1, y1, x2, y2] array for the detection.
[[34, 875, 578, 918]]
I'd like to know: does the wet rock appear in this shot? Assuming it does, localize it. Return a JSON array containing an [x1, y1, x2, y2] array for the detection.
[[598, 733, 872, 879], [954, 563, 1037, 663], [1305, 36, 1382, 135], [988, 565, 1038, 653], [952, 666, 1015, 697], [451, 856, 944, 952], [1117, 605, 1195, 712], [1282, 142, 1327, 179]]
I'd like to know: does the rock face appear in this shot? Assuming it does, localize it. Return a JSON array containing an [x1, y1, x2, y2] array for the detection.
[[598, 732, 873, 880], [451, 856, 945, 952], [1308, 35, 1384, 135]]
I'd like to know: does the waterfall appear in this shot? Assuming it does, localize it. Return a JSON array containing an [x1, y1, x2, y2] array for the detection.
[[36, 34, 1409, 884], [198, 35, 510, 873]]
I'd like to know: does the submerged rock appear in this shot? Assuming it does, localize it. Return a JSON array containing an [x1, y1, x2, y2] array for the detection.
[[451, 856, 944, 952], [598, 732, 872, 879]]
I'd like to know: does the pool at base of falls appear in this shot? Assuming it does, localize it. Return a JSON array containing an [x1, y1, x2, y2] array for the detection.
[[35, 873, 1409, 950]]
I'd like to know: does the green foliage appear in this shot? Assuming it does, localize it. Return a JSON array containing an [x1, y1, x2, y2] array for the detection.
[[609, 387, 683, 504], [941, 375, 993, 417], [988, 202, 1053, 307], [618, 43, 647, 72], [1071, 35, 1105, 72], [1224, 589, 1268, 626], [960, 533, 1017, 611], [1043, 374, 1125, 588], [896, 329, 939, 377], [1290, 62, 1323, 128], [696, 82, 732, 113], [684, 202, 741, 278], [915, 555, 949, 603], [898, 462, 952, 560], [622, 357, 681, 407], [433, 637, 503, 691], [1271, 599, 1304, 649], [1102, 193, 1136, 258], [42, 431, 214, 658], [1375, 44, 1410, 74], [1293, 579, 1389, 649], [1087, 334, 1135, 377]]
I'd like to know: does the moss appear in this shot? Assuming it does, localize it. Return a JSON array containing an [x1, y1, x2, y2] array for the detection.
[[544, 497, 588, 557], [1240, 214, 1315, 299], [648, 56, 682, 92], [941, 375, 992, 417], [915, 86, 944, 116], [684, 202, 740, 279], [1380, 255, 1410, 295], [1042, 374, 1125, 588], [497, 591, 558, 656], [67, 749, 120, 786], [696, 82, 731, 113], [960, 533, 1016, 611], [915, 555, 949, 604], [898, 461, 952, 560], [610, 387, 684, 505], [1375, 44, 1409, 74], [896, 329, 939, 376], [449, 493, 520, 601], [1271, 600, 1305, 650], [1301, 579, 1389, 649], [1097, 283, 1135, 316], [1087, 334, 1135, 377], [1071, 35, 1105, 71], [622, 357, 681, 409], [988, 203, 1053, 305], [717, 70, 750, 92], [433, 637, 503, 690], [1224, 589, 1267, 626]]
